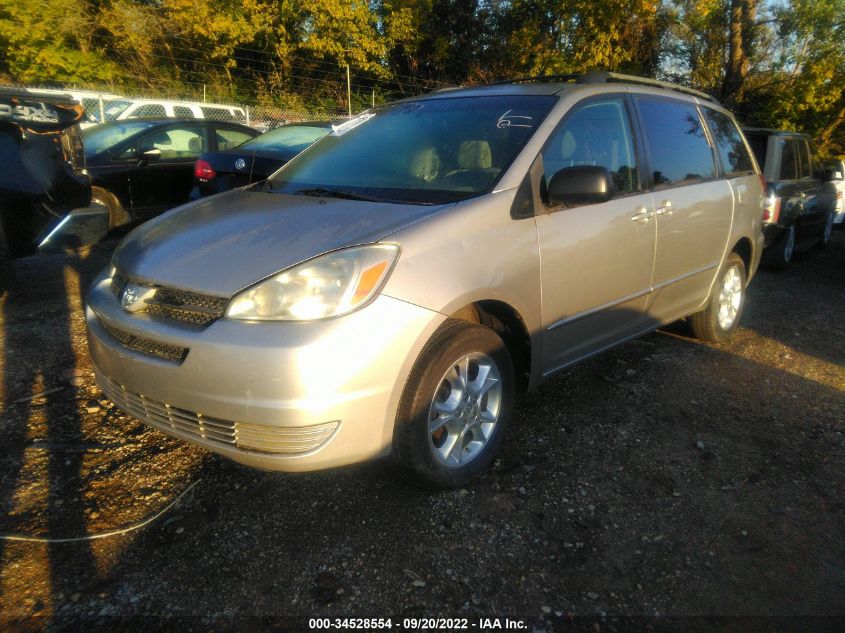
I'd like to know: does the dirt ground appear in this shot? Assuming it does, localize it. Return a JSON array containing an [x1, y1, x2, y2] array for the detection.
[[0, 230, 842, 632]]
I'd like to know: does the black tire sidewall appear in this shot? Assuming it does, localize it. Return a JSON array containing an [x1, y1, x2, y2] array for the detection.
[[0, 220, 14, 292], [394, 321, 515, 488], [781, 225, 795, 264]]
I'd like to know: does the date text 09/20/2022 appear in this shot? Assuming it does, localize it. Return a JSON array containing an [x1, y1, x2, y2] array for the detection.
[[308, 617, 528, 630]]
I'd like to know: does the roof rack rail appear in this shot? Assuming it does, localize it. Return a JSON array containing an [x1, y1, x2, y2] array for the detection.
[[484, 70, 718, 103], [485, 73, 581, 87], [577, 70, 718, 102]]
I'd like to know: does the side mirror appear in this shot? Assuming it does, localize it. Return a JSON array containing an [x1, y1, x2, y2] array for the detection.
[[547, 165, 614, 206], [824, 168, 843, 182], [142, 148, 162, 161]]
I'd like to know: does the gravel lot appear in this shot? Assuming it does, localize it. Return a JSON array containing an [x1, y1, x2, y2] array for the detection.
[[0, 231, 843, 630]]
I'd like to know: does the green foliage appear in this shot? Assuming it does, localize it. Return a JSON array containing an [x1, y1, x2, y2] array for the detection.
[[0, 0, 843, 152]]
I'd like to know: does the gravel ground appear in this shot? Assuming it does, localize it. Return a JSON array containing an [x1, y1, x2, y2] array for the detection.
[[0, 232, 843, 631]]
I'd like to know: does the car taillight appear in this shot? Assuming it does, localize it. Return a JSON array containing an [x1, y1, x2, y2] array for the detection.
[[762, 194, 781, 223], [195, 159, 216, 180]]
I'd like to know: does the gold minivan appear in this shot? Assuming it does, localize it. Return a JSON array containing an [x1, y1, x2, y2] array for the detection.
[[86, 71, 765, 487]]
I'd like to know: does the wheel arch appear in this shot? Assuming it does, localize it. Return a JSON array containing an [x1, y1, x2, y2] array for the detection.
[[447, 299, 532, 394]]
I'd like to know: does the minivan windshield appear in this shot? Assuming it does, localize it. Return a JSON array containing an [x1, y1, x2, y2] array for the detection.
[[268, 95, 556, 204]]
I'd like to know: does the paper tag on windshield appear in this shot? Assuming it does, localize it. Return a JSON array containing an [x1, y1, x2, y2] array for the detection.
[[331, 112, 376, 136]]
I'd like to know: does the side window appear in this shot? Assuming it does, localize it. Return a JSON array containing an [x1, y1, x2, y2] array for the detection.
[[138, 126, 207, 160], [636, 98, 716, 187], [702, 108, 754, 177], [745, 133, 768, 172], [173, 106, 194, 118], [131, 103, 167, 118], [200, 106, 233, 121], [215, 127, 253, 150], [542, 98, 638, 197], [779, 137, 797, 180], [797, 138, 811, 179]]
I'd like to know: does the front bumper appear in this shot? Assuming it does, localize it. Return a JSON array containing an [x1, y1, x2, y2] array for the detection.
[[86, 272, 444, 471], [37, 206, 110, 251]]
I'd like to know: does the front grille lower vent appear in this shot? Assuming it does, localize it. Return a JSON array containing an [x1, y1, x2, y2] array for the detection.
[[97, 373, 339, 455], [101, 321, 188, 363]]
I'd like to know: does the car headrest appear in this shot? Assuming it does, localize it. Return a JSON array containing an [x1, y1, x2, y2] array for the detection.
[[409, 147, 440, 181], [457, 140, 492, 170], [188, 136, 204, 153]]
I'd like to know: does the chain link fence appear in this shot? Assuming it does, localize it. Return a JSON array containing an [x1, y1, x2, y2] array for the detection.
[[2, 82, 353, 132]]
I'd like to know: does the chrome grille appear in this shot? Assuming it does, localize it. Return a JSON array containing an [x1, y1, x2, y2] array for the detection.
[[110, 271, 228, 326], [97, 373, 339, 455], [145, 289, 228, 326], [101, 321, 188, 363]]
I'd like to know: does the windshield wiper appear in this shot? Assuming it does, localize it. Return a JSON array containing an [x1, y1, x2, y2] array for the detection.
[[293, 187, 378, 202]]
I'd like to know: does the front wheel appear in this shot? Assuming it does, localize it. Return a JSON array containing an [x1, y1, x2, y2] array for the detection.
[[689, 253, 746, 343], [91, 186, 130, 229], [392, 319, 514, 488]]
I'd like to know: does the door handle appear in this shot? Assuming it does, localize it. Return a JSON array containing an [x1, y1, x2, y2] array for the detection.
[[631, 207, 653, 223], [656, 200, 673, 216]]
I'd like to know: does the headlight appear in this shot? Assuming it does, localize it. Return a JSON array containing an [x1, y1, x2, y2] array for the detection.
[[225, 244, 399, 321]]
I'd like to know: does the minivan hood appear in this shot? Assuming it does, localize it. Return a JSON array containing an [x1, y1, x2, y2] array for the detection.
[[113, 189, 449, 297]]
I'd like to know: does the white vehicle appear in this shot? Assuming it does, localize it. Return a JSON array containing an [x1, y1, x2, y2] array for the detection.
[[827, 158, 845, 226], [114, 99, 247, 124]]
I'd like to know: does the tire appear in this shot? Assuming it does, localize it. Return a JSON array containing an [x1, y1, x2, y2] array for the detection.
[[768, 224, 796, 269], [819, 210, 834, 249], [392, 319, 514, 488], [689, 252, 746, 343], [91, 186, 130, 229], [0, 220, 14, 294]]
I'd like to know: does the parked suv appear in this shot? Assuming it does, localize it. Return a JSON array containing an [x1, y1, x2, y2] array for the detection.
[[742, 128, 837, 267], [86, 72, 764, 487]]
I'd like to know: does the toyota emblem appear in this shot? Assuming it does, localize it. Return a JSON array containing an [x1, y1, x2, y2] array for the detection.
[[121, 283, 156, 313]]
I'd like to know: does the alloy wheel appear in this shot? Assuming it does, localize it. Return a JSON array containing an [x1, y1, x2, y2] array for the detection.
[[428, 352, 502, 468], [717, 264, 743, 330]]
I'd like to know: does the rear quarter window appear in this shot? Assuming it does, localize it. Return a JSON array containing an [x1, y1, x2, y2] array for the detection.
[[702, 108, 754, 177], [779, 137, 798, 180], [636, 97, 716, 188], [200, 106, 233, 121], [797, 138, 812, 179]]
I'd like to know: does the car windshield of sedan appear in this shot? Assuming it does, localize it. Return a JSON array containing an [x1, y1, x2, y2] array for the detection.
[[268, 95, 556, 204], [82, 120, 157, 155], [240, 125, 329, 154]]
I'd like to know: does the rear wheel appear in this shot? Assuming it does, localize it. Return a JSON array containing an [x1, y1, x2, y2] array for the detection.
[[689, 252, 746, 343], [392, 319, 514, 488], [819, 210, 834, 249], [768, 224, 796, 269]]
